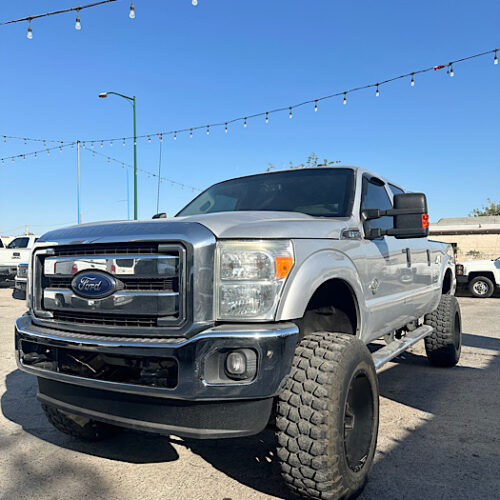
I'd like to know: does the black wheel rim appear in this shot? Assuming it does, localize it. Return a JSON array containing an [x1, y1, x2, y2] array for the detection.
[[343, 370, 374, 473]]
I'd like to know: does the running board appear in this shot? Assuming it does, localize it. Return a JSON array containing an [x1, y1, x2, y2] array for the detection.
[[372, 325, 433, 372]]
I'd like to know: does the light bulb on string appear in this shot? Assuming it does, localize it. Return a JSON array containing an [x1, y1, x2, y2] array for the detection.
[[122, 139, 126, 146], [3, 137, 6, 144], [75, 9, 81, 30], [244, 118, 247, 128], [410, 74, 415, 87], [23, 155, 26, 161], [110, 140, 113, 147], [148, 136, 151, 143], [129, 2, 135, 19], [224, 123, 228, 133], [34, 152, 37, 158], [91, 142, 94, 148], [174, 132, 177, 140], [494, 51, 498, 65], [206, 126, 210, 135], [343, 93, 347, 105], [27, 20, 33, 39], [47, 149, 50, 155], [190, 129, 194, 138], [449, 64, 454, 77], [314, 101, 318, 112], [265, 112, 269, 124], [192, 0, 198, 5], [375, 84, 380, 97], [43, 141, 47, 147], [289, 107, 293, 119], [100, 141, 104, 148], [11, 158, 14, 163]]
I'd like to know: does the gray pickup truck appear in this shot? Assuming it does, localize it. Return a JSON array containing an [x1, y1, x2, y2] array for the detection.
[[16, 167, 459, 500]]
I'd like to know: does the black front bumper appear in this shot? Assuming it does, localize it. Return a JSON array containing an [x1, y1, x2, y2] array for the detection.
[[15, 315, 298, 438]]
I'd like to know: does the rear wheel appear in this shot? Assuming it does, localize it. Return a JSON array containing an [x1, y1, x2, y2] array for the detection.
[[42, 403, 120, 441], [424, 294, 462, 367], [469, 276, 494, 298], [276, 332, 379, 500]]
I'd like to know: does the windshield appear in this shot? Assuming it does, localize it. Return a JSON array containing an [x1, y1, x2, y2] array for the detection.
[[177, 168, 354, 218]]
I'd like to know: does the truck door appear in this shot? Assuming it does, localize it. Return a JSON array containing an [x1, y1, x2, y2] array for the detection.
[[356, 176, 411, 337]]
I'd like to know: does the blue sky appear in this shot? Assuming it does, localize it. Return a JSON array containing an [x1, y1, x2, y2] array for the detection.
[[0, 0, 498, 236]]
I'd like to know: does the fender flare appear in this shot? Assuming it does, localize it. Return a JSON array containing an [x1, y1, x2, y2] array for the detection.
[[276, 249, 366, 335]]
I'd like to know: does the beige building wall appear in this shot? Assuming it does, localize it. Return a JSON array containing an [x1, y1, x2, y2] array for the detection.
[[430, 234, 500, 261]]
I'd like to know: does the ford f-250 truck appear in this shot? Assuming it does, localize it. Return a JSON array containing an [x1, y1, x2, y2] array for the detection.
[[0, 234, 39, 282], [16, 167, 459, 500]]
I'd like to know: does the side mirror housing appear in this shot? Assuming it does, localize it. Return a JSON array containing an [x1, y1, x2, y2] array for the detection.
[[362, 193, 429, 239], [152, 212, 167, 219]]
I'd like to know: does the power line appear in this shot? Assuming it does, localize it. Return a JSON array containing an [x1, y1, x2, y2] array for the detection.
[[80, 143, 201, 192]]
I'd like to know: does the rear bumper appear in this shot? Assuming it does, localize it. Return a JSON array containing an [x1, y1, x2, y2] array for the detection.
[[15, 315, 298, 438]]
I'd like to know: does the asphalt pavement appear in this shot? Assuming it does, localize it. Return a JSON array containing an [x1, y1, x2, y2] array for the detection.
[[1, 285, 499, 500]]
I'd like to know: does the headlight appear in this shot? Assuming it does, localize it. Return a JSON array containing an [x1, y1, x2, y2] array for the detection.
[[215, 240, 294, 320]]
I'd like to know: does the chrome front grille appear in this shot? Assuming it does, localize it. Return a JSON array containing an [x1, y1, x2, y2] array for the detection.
[[32, 242, 186, 335]]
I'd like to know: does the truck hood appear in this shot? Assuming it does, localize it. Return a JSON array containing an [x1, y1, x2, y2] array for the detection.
[[38, 211, 351, 245]]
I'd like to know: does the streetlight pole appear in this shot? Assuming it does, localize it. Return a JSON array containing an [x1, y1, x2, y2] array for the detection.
[[99, 91, 138, 220]]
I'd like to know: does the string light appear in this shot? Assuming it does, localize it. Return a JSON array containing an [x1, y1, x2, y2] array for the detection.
[[289, 107, 293, 118], [224, 123, 228, 133], [174, 131, 177, 140], [159, 133, 163, 142], [314, 100, 318, 112], [190, 129, 193, 138], [192, 0, 198, 5], [375, 84, 380, 97], [2, 47, 497, 151], [100, 141, 104, 148], [27, 20, 33, 39], [129, 2, 135, 19], [75, 9, 81, 30], [148, 136, 152, 143], [109, 140, 113, 146]]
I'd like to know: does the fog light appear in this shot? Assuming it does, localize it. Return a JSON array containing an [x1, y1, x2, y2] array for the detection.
[[226, 351, 247, 376]]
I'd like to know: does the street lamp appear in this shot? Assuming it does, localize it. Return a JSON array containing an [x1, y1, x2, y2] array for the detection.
[[99, 91, 138, 220]]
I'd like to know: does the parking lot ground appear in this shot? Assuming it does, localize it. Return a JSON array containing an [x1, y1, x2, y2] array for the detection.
[[1, 287, 499, 500]]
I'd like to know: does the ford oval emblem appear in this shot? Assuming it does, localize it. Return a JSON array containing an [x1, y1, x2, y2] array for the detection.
[[71, 271, 117, 299]]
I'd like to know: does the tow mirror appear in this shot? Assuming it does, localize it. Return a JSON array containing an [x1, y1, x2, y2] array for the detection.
[[152, 212, 167, 219], [362, 193, 429, 239]]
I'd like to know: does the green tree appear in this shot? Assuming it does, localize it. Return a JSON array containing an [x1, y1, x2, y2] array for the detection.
[[267, 153, 341, 172], [470, 199, 500, 216]]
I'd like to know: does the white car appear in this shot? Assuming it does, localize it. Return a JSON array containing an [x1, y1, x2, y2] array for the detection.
[[0, 235, 39, 281], [456, 257, 500, 298]]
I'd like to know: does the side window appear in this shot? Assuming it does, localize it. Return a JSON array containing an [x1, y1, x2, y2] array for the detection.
[[7, 237, 30, 249], [361, 177, 393, 231], [388, 183, 404, 197]]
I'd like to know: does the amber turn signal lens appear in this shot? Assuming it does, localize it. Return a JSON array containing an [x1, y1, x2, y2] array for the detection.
[[275, 256, 294, 279], [422, 214, 430, 229]]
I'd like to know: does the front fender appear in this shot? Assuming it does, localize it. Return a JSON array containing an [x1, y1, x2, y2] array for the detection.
[[276, 247, 366, 333]]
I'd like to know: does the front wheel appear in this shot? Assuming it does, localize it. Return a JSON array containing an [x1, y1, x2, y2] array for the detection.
[[469, 276, 494, 298], [42, 403, 120, 441], [276, 332, 379, 500]]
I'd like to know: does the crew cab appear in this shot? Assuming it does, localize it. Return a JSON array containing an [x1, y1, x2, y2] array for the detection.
[[15, 167, 459, 500], [0, 235, 39, 281], [456, 257, 500, 298]]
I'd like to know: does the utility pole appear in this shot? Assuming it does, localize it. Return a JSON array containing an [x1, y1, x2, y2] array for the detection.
[[77, 140, 82, 224]]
